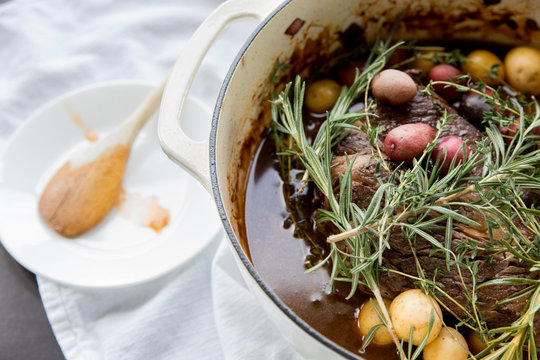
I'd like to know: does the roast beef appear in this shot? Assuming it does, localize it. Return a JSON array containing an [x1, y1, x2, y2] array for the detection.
[[330, 82, 539, 333], [334, 85, 483, 155]]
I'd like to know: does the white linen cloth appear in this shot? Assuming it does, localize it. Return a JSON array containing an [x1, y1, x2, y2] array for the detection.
[[0, 0, 302, 359]]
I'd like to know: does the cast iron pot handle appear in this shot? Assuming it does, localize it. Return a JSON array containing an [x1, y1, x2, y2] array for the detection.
[[158, 0, 278, 192]]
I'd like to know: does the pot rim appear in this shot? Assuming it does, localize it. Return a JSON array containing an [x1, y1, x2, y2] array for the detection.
[[209, 1, 359, 359]]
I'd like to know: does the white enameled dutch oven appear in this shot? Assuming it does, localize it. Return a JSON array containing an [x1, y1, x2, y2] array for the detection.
[[158, 0, 540, 358]]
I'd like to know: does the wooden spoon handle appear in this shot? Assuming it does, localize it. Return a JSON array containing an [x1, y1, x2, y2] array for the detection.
[[124, 76, 169, 144]]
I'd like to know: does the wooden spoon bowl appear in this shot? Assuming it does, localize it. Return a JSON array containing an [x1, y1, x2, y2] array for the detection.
[[38, 79, 167, 238]]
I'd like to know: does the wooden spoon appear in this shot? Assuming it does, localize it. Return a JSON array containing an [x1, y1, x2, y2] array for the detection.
[[38, 79, 167, 238]]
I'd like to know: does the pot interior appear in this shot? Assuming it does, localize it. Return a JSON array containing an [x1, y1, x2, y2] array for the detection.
[[210, 0, 540, 357], [214, 0, 540, 252]]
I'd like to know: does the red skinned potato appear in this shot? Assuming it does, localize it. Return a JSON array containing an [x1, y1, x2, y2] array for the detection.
[[386, 47, 408, 68], [338, 60, 365, 87], [372, 69, 417, 105], [384, 123, 436, 162], [432, 137, 469, 174], [506, 124, 521, 146], [428, 64, 464, 102], [481, 88, 498, 110], [499, 118, 521, 146]]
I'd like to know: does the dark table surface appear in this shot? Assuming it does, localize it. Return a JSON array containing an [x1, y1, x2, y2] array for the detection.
[[0, 243, 64, 360]]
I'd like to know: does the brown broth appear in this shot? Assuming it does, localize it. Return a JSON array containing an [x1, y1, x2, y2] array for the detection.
[[243, 39, 514, 358], [245, 131, 399, 359]]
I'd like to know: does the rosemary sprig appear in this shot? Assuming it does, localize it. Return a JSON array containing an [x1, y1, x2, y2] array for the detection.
[[271, 33, 540, 359], [271, 40, 409, 357]]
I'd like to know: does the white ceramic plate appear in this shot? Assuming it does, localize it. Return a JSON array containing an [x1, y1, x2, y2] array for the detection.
[[0, 81, 221, 288]]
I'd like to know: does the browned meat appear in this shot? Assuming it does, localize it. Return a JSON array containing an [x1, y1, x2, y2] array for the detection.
[[334, 129, 375, 156], [330, 131, 393, 209], [334, 85, 483, 156], [375, 87, 483, 143], [329, 82, 538, 333], [376, 227, 538, 331], [331, 154, 390, 209], [331, 84, 483, 210]]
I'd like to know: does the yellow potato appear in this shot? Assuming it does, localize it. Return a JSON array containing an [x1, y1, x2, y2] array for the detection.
[[358, 298, 393, 345], [412, 52, 437, 74], [305, 79, 341, 113], [462, 49, 505, 86], [389, 289, 443, 345], [504, 46, 540, 95], [467, 331, 488, 355], [423, 327, 469, 360]]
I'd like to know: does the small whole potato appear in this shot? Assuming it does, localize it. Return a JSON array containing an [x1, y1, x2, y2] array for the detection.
[[505, 120, 521, 146], [412, 52, 437, 75], [431, 136, 470, 174], [505, 46, 540, 95], [305, 79, 341, 113], [389, 289, 443, 346], [372, 69, 417, 105], [386, 48, 409, 68], [384, 123, 436, 162], [423, 327, 469, 360], [428, 64, 464, 102], [467, 331, 488, 355], [338, 60, 366, 87], [458, 92, 493, 127], [462, 49, 505, 86], [498, 117, 522, 146], [358, 298, 393, 346]]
